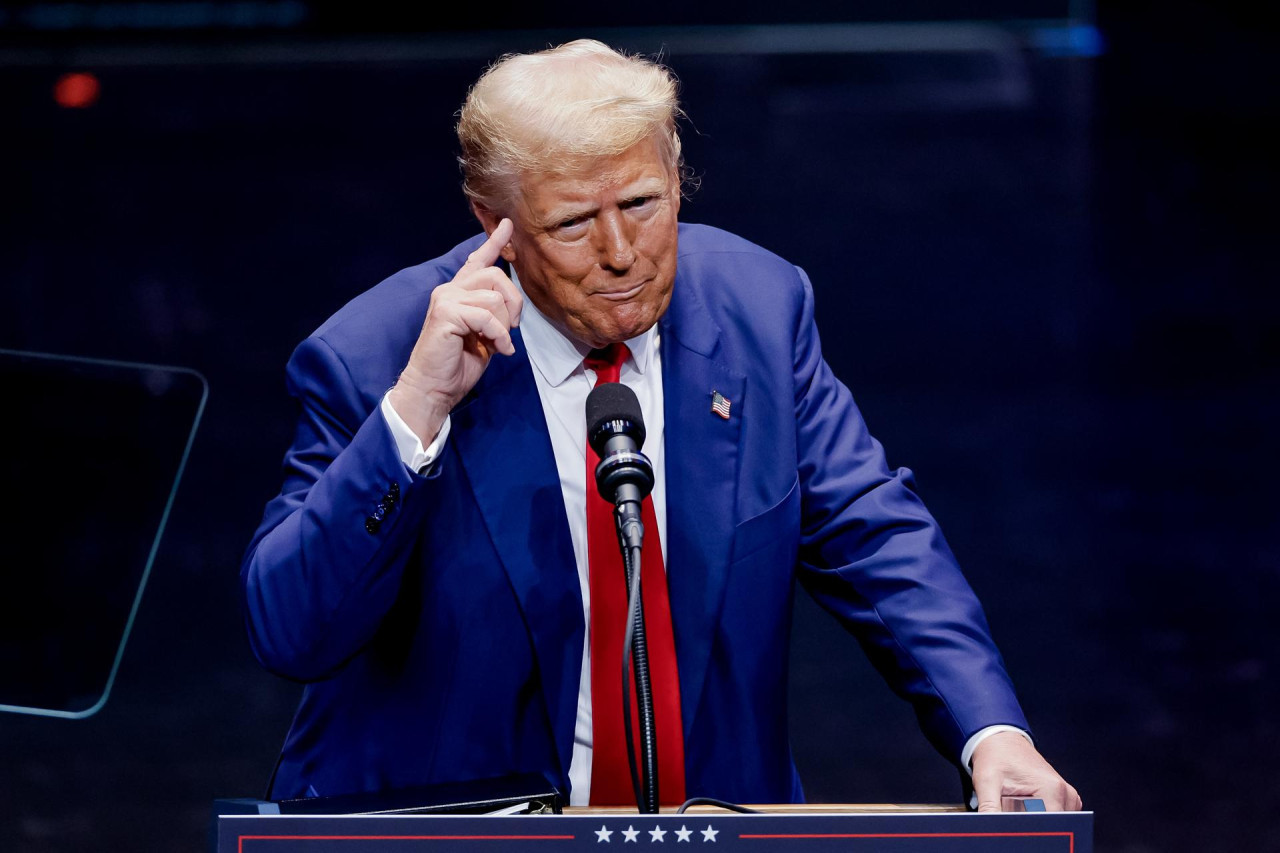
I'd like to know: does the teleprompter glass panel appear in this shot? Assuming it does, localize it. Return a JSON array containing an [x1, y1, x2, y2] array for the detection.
[[0, 350, 206, 718]]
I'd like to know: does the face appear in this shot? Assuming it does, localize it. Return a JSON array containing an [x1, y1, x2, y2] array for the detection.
[[481, 136, 681, 349]]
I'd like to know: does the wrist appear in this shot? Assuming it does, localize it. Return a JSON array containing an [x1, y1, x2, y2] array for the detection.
[[963, 726, 1034, 774], [387, 378, 451, 446]]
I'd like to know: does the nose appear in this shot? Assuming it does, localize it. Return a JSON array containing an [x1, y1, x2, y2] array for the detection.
[[595, 210, 636, 272]]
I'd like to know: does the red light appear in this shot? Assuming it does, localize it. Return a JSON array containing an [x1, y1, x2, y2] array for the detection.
[[54, 72, 101, 109]]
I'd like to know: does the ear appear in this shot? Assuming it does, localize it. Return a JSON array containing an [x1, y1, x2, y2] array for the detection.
[[471, 202, 518, 263]]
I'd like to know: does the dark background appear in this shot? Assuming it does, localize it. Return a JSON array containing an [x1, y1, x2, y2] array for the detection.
[[2, 1, 1277, 850]]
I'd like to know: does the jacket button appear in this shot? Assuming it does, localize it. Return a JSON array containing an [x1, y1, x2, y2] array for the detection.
[[386, 482, 400, 505], [365, 516, 380, 534]]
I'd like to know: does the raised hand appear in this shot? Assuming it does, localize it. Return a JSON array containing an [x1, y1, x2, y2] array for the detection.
[[387, 218, 523, 444]]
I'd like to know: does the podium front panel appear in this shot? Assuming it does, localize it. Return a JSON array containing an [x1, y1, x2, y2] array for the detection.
[[216, 811, 1092, 853]]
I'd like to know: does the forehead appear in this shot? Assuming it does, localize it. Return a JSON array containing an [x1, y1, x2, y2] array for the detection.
[[516, 139, 674, 218]]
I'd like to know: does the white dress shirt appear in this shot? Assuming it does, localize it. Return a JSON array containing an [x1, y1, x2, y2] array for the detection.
[[379, 272, 1027, 807]]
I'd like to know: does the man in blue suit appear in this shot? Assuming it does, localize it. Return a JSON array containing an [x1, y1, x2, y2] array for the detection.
[[241, 39, 1080, 811]]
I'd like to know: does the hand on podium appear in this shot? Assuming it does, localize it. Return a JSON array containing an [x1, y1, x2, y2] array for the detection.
[[971, 731, 1083, 812]]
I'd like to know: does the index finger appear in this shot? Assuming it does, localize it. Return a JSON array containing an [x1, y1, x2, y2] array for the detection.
[[460, 218, 514, 273]]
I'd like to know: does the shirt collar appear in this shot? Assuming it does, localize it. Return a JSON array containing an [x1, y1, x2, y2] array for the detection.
[[512, 266, 658, 388]]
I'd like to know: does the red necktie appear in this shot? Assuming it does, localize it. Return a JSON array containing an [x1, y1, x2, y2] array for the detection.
[[585, 343, 686, 806]]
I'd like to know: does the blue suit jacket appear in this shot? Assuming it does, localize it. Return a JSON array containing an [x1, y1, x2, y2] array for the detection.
[[241, 224, 1028, 803]]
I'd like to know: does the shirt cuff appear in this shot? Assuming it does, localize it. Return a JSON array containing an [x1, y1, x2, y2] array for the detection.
[[380, 390, 451, 474], [960, 725, 1034, 776]]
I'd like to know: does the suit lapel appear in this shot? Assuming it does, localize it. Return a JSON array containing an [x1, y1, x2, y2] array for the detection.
[[660, 275, 745, 742], [449, 329, 582, 790]]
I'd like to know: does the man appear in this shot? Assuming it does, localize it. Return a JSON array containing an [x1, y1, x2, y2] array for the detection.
[[241, 39, 1081, 812]]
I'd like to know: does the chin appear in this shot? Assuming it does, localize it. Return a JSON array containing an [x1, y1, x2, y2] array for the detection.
[[610, 309, 662, 344]]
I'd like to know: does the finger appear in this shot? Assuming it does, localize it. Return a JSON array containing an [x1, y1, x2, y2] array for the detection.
[[974, 782, 1002, 813], [453, 304, 515, 356], [459, 217, 514, 274], [456, 266, 513, 294], [452, 287, 511, 328], [489, 265, 523, 326], [1041, 781, 1075, 812], [450, 267, 522, 328]]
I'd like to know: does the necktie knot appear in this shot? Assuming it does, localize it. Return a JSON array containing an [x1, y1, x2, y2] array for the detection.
[[584, 342, 629, 386]]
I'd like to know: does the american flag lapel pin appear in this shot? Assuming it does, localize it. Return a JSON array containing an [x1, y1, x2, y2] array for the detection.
[[710, 389, 732, 420]]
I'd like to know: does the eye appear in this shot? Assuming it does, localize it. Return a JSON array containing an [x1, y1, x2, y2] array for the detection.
[[621, 195, 656, 211]]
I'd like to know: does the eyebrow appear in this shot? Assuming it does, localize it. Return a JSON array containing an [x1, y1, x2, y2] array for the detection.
[[618, 178, 668, 202], [537, 177, 669, 228]]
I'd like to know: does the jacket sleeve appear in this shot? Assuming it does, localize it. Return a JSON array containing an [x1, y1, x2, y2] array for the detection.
[[239, 333, 438, 682], [789, 267, 1030, 763]]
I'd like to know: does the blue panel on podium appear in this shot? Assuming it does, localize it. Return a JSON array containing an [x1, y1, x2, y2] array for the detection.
[[215, 811, 1092, 853]]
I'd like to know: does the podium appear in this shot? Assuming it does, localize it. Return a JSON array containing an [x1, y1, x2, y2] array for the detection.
[[212, 806, 1092, 852]]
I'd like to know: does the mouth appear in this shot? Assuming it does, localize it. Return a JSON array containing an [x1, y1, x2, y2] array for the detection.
[[595, 280, 648, 301]]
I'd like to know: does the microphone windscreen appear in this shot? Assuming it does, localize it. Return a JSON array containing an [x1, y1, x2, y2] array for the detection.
[[586, 382, 646, 454]]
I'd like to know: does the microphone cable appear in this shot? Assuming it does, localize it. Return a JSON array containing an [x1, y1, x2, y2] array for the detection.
[[677, 798, 762, 815]]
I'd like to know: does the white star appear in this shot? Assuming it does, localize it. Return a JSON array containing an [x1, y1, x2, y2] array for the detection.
[[623, 826, 640, 843], [649, 826, 667, 843], [596, 825, 613, 843], [700, 825, 719, 843], [675, 825, 693, 842]]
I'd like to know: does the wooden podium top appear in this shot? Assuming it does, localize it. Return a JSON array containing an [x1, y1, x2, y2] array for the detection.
[[564, 803, 967, 815]]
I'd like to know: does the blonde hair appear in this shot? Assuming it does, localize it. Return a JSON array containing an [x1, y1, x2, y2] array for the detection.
[[457, 39, 685, 212]]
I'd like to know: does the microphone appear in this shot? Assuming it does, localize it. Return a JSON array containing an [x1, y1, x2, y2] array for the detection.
[[586, 383, 654, 551]]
